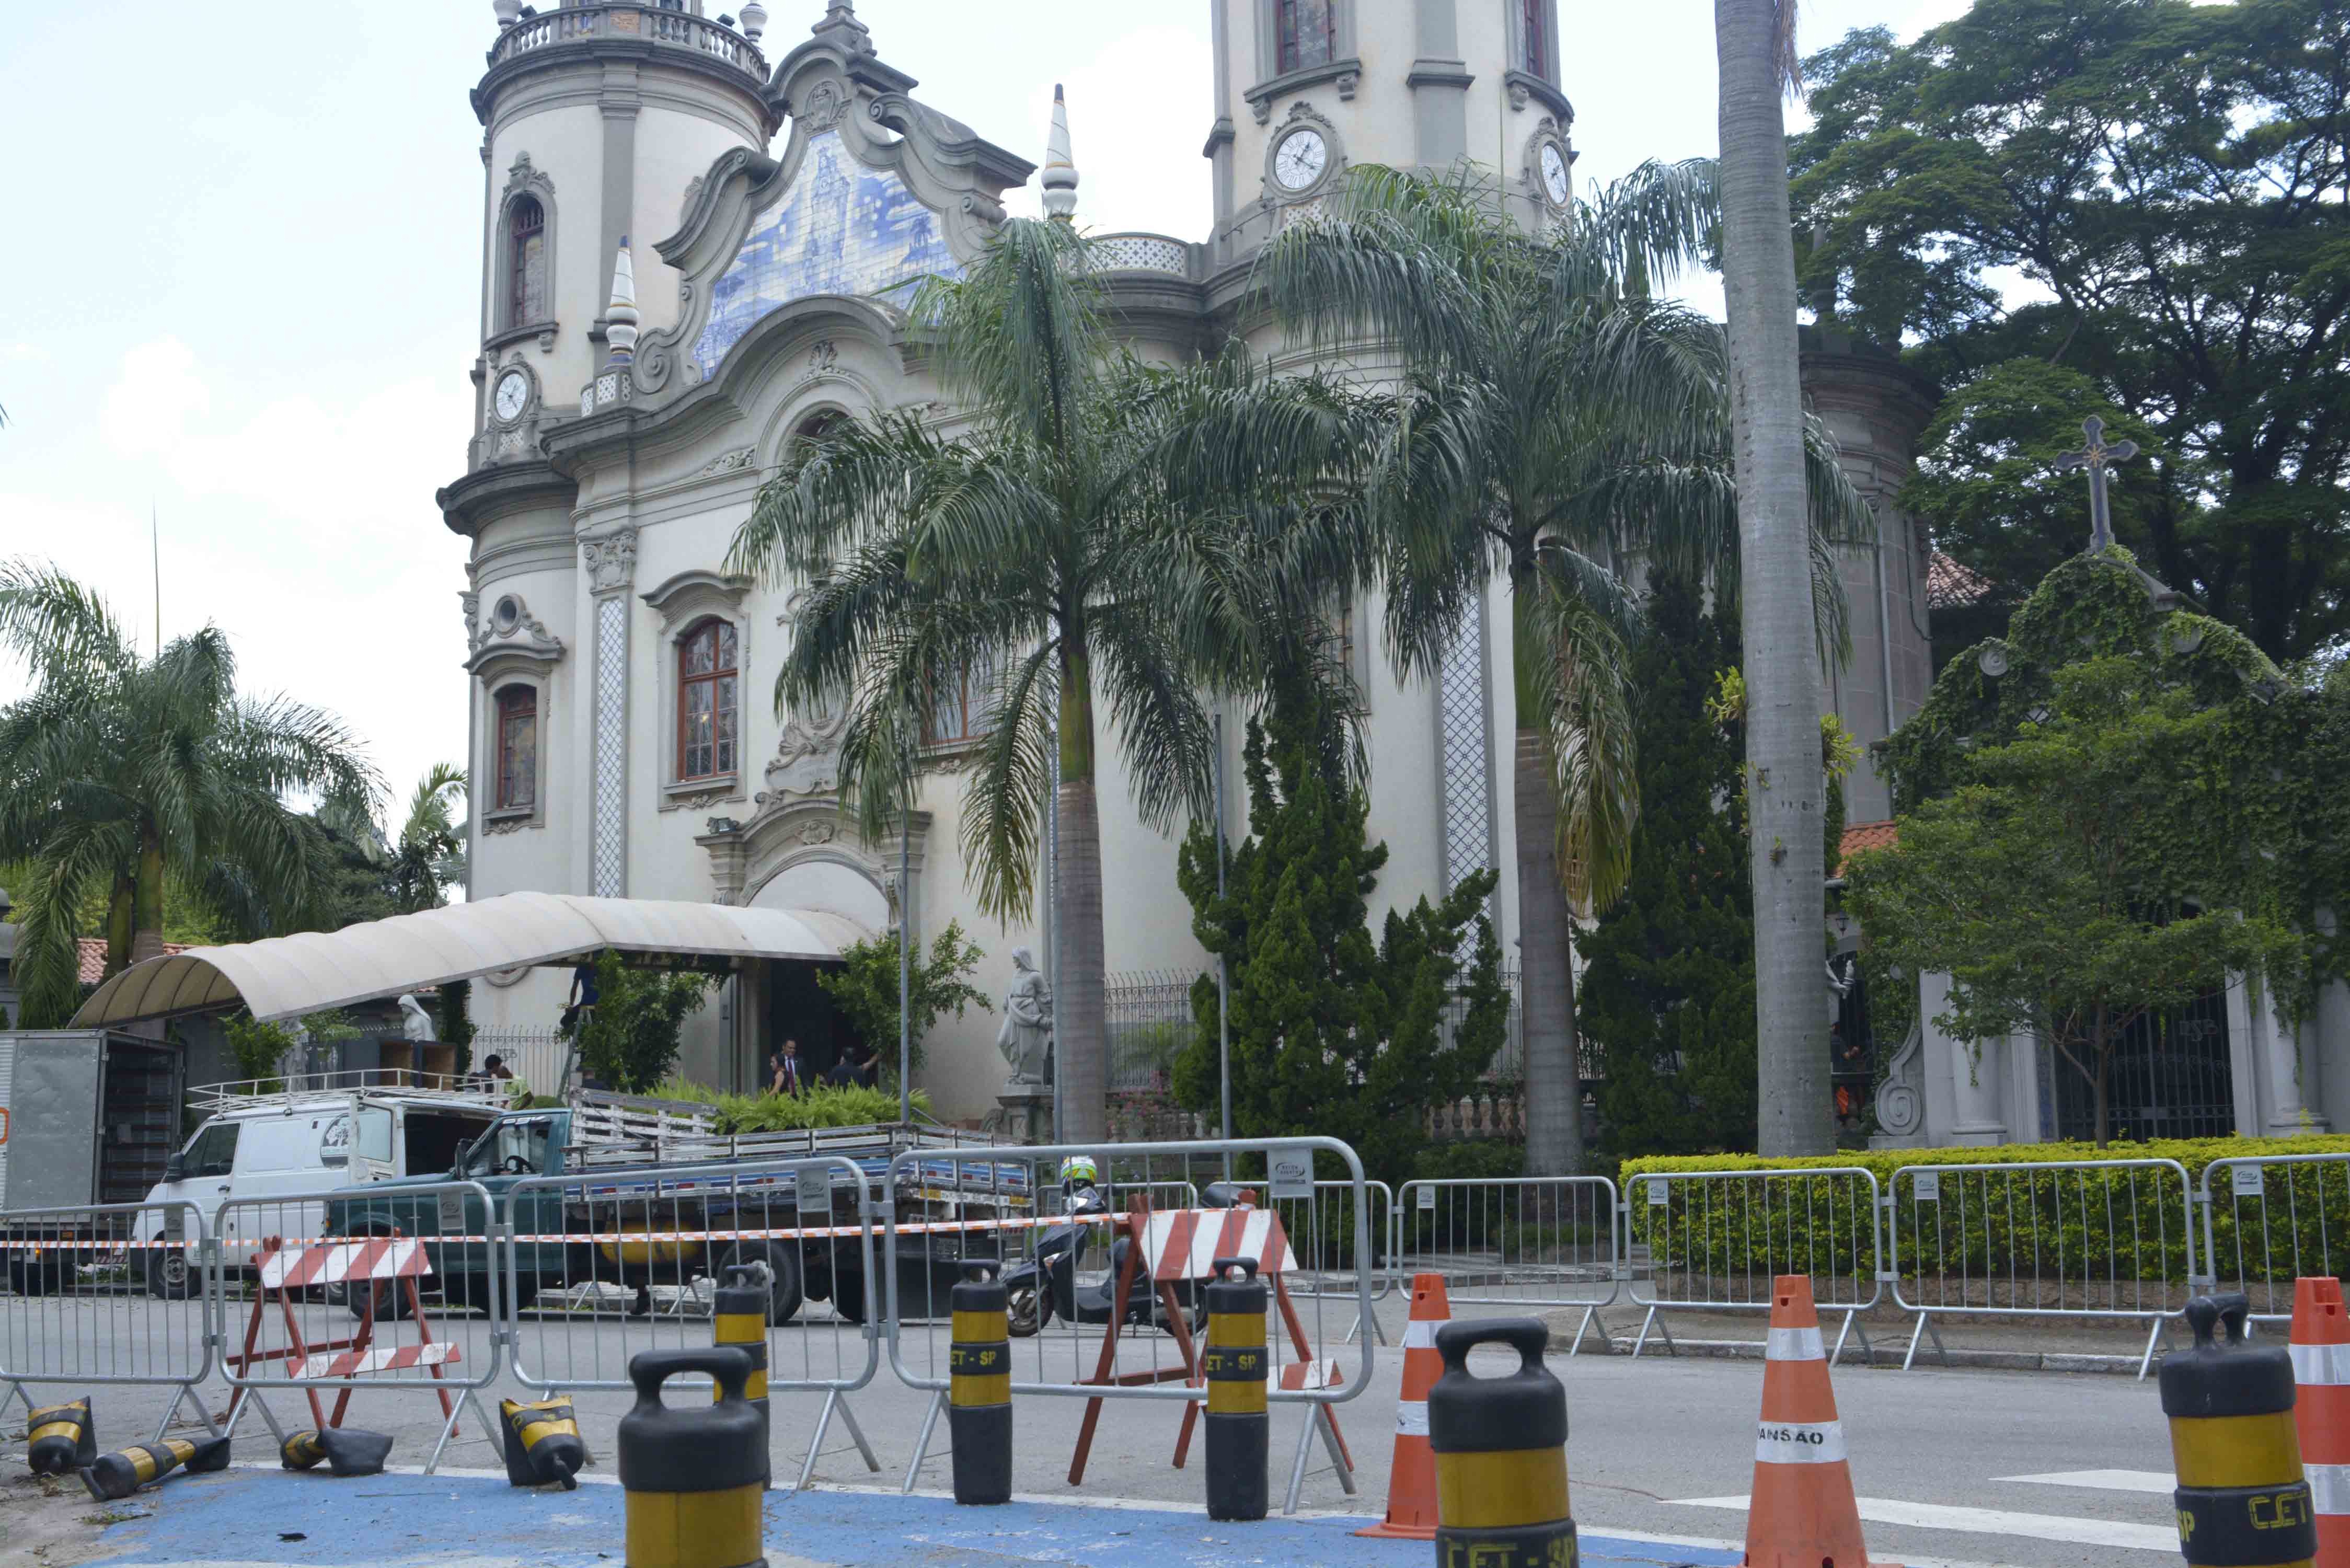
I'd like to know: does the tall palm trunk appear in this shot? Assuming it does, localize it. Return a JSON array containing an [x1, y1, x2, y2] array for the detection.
[[1056, 654, 1108, 1143], [1718, 0, 1833, 1156], [130, 821, 167, 965], [1515, 729, 1585, 1175], [105, 872, 134, 979]]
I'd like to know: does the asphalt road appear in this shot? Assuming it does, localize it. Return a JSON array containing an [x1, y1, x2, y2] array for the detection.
[[2, 1289, 2183, 1568]]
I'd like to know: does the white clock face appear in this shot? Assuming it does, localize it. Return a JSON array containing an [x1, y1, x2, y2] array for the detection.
[[494, 370, 530, 422], [1274, 128, 1329, 192], [1540, 143, 1570, 206]]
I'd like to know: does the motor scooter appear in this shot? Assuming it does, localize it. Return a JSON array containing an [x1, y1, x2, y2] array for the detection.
[[1004, 1181, 1248, 1337]]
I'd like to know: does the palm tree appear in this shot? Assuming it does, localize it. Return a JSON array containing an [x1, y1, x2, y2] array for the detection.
[[1257, 164, 1867, 1174], [1717, 0, 1835, 1156], [0, 560, 381, 1026], [317, 762, 469, 915], [728, 218, 1375, 1140]]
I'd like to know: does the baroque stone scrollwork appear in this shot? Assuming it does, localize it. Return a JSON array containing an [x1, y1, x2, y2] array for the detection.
[[464, 591, 564, 674], [581, 527, 639, 595], [696, 447, 758, 477]]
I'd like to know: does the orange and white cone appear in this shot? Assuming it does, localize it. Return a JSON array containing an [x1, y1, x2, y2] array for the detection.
[[2291, 1276, 2350, 1568], [1356, 1272, 1450, 1539], [1745, 1275, 1887, 1568]]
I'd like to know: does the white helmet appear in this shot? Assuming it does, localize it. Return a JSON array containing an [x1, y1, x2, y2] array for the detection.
[[1058, 1155, 1098, 1188]]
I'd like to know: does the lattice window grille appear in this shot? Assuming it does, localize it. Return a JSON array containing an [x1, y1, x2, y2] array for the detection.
[[592, 596, 628, 898], [1439, 613, 1492, 894], [1086, 235, 1190, 275]]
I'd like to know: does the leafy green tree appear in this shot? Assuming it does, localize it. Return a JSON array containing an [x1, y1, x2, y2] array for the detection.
[[1170, 682, 1509, 1181], [563, 949, 712, 1093], [1849, 658, 2297, 1146], [0, 561, 380, 1026], [438, 978, 476, 1074], [729, 218, 1375, 1141], [1258, 163, 1869, 1172], [312, 762, 468, 923], [1792, 0, 2350, 662], [815, 920, 992, 1076], [1577, 577, 1757, 1155]]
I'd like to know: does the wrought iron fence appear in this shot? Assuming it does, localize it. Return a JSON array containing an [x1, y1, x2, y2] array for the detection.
[[1104, 971, 1200, 1092]]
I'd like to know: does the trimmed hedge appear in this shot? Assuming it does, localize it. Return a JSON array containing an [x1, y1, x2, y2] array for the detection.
[[1621, 1136, 2350, 1286]]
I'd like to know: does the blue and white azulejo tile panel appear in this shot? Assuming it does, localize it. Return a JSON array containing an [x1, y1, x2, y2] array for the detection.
[[694, 131, 960, 378]]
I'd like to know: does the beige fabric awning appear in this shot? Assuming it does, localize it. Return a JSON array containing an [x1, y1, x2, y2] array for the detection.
[[70, 892, 866, 1027]]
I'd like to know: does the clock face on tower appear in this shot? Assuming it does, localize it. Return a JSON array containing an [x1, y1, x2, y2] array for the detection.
[[493, 368, 531, 423], [1273, 127, 1329, 192], [1540, 143, 1571, 206]]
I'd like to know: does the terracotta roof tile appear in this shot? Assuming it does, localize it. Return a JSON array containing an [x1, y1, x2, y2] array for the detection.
[[1837, 820, 1898, 877], [77, 938, 190, 986]]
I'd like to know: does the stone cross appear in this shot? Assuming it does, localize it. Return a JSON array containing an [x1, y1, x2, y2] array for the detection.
[[2054, 416, 2139, 554]]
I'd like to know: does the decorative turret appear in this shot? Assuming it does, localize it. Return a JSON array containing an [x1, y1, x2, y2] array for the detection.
[[1042, 85, 1079, 223]]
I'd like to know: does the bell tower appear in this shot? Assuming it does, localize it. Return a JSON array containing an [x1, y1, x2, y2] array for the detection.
[[1205, 0, 1573, 267], [465, 0, 780, 469]]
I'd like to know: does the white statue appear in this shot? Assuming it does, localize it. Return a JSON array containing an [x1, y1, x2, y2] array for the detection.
[[398, 993, 436, 1043], [994, 948, 1054, 1088]]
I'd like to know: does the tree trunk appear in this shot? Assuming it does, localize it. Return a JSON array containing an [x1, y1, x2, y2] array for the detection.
[[1055, 779, 1108, 1143], [1718, 0, 1833, 1156], [105, 871, 134, 979], [130, 822, 167, 965], [1516, 726, 1586, 1176], [1055, 651, 1108, 1144]]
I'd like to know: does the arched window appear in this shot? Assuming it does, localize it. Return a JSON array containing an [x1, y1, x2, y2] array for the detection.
[[1520, 0, 1549, 77], [495, 685, 538, 811], [508, 196, 547, 328], [1276, 0, 1337, 73], [678, 619, 739, 780]]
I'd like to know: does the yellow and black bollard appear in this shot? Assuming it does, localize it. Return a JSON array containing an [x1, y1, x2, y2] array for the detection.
[[81, 1436, 231, 1502], [26, 1396, 95, 1477], [712, 1261, 773, 1488], [2161, 1293, 2316, 1568], [1427, 1317, 1575, 1568], [1202, 1255, 1270, 1522], [619, 1347, 767, 1568], [502, 1397, 589, 1490], [280, 1426, 394, 1477], [949, 1260, 1013, 1505]]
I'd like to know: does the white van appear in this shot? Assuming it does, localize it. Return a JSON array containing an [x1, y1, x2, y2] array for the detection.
[[137, 1081, 506, 1297]]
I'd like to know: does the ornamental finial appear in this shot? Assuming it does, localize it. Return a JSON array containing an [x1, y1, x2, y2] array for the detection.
[[1042, 84, 1079, 222]]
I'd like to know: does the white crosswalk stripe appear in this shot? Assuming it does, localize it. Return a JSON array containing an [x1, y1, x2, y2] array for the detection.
[[1995, 1470, 2174, 1496], [1668, 1494, 2178, 1553]]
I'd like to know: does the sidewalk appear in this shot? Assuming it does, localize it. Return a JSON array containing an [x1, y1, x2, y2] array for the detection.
[[45, 1466, 1745, 1568]]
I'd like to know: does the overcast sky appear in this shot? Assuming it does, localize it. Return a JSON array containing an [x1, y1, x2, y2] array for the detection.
[[0, 0, 1966, 831]]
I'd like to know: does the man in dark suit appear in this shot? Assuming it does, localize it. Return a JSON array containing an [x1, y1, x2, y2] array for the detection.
[[768, 1039, 806, 1098]]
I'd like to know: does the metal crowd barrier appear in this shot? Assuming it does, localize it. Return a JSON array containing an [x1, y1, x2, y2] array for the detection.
[[2197, 1152, 2350, 1323], [881, 1136, 1372, 1515], [1626, 1167, 1882, 1363], [1272, 1179, 1393, 1344], [1391, 1177, 1620, 1353], [213, 1180, 504, 1470], [501, 1152, 884, 1490], [1887, 1156, 2196, 1378], [0, 1199, 219, 1444]]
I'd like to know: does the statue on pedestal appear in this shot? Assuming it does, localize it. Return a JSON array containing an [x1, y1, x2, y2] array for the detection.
[[994, 948, 1054, 1089]]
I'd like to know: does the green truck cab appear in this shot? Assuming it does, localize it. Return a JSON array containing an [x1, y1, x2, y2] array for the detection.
[[325, 1101, 1029, 1325]]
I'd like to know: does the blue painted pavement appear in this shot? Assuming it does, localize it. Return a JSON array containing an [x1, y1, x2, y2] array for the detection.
[[83, 1468, 1746, 1568]]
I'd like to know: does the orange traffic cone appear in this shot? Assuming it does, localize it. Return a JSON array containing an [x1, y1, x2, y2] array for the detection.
[[1356, 1272, 1450, 1539], [2291, 1276, 2350, 1568], [1745, 1276, 1888, 1568]]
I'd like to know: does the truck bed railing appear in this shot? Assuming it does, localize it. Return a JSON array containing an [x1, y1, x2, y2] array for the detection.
[[188, 1070, 519, 1114], [563, 1089, 1016, 1172]]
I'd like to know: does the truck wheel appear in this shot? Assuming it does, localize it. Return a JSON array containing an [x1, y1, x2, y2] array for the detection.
[[144, 1241, 195, 1301], [347, 1275, 417, 1322], [719, 1241, 803, 1325], [831, 1269, 867, 1325]]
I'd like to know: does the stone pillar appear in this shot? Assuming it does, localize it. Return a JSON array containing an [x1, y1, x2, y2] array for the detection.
[[1920, 971, 2007, 1145], [2254, 977, 2328, 1136], [1798, 330, 1939, 825], [581, 527, 638, 898]]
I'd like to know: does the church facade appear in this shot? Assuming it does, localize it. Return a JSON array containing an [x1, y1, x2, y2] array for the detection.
[[439, 0, 1941, 1124]]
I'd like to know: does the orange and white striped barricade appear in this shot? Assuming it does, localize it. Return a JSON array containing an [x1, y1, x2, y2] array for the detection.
[[223, 1230, 494, 1469], [2293, 1276, 2350, 1568]]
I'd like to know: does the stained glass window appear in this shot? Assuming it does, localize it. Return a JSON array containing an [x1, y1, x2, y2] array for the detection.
[[679, 620, 739, 780], [496, 686, 537, 811], [509, 196, 546, 327], [1277, 0, 1337, 73]]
